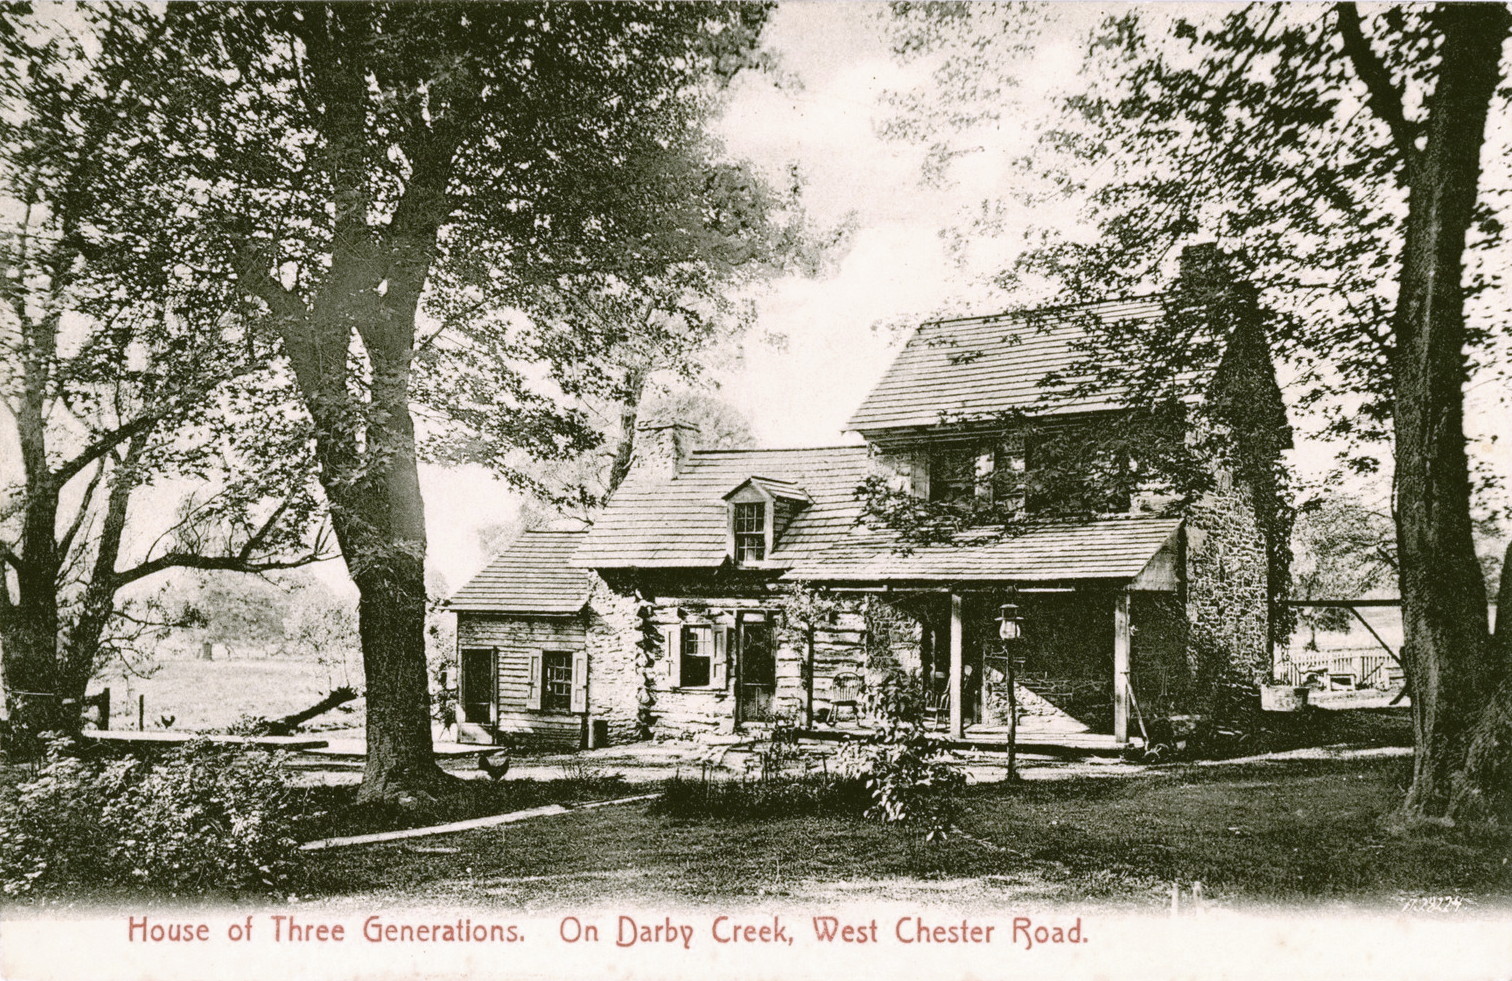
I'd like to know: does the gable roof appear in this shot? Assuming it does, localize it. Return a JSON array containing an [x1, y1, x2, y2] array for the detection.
[[448, 530, 592, 614], [573, 447, 872, 569], [724, 475, 812, 503], [848, 296, 1169, 433], [574, 444, 1180, 585]]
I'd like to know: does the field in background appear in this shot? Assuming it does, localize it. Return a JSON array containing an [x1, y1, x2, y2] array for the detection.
[[95, 655, 362, 733]]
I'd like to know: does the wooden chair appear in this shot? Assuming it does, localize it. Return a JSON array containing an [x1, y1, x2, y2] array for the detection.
[[923, 688, 950, 729], [829, 673, 863, 723]]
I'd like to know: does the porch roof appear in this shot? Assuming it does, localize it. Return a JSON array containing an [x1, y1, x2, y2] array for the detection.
[[781, 515, 1183, 584], [447, 530, 592, 614]]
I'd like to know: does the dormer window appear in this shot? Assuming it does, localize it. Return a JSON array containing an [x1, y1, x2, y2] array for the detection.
[[733, 502, 766, 562], [723, 475, 811, 566]]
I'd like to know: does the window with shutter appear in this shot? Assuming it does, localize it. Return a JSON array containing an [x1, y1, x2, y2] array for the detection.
[[542, 651, 573, 711], [679, 625, 713, 687]]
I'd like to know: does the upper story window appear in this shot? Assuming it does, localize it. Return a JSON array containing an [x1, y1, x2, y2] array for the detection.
[[920, 428, 1132, 516], [733, 502, 766, 562], [928, 445, 983, 503], [723, 476, 811, 566]]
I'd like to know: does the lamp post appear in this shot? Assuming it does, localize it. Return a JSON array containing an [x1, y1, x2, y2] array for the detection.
[[997, 590, 1024, 781]]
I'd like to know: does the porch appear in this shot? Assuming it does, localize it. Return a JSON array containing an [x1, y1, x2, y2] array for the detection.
[[779, 516, 1188, 748], [781, 582, 1179, 749]]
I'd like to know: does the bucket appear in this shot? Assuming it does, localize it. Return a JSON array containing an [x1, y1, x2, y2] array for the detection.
[[1260, 684, 1310, 712]]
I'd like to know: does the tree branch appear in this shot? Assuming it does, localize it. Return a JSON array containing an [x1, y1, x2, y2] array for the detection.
[[55, 457, 108, 559], [50, 413, 160, 487], [232, 240, 309, 322], [1334, 3, 1420, 162], [112, 544, 330, 590]]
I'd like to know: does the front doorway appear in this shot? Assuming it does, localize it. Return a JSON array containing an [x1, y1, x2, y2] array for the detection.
[[736, 620, 776, 723], [460, 648, 496, 726]]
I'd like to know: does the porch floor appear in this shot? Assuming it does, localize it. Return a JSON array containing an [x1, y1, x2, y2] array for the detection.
[[791, 720, 1126, 756]]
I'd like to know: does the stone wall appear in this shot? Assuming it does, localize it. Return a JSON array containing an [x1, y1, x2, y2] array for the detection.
[[1130, 590, 1194, 719], [1184, 481, 1272, 690], [583, 577, 649, 746]]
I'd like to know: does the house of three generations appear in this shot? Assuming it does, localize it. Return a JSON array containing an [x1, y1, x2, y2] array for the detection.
[[447, 245, 1291, 750]]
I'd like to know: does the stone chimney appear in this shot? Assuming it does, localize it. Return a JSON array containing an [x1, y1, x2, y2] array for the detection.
[[630, 421, 699, 480], [1176, 242, 1253, 308]]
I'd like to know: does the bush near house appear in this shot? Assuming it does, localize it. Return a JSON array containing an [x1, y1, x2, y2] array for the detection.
[[0, 737, 304, 895], [654, 772, 871, 821]]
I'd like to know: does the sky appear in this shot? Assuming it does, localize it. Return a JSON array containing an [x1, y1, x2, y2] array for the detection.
[[424, 1, 1509, 593]]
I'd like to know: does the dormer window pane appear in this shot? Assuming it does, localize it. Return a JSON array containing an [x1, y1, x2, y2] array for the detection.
[[734, 502, 766, 561], [929, 446, 979, 503]]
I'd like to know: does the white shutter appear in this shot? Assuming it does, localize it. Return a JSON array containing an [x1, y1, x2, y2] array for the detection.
[[912, 448, 930, 499], [975, 448, 995, 500], [570, 650, 588, 713], [712, 625, 730, 690], [526, 650, 543, 710], [661, 623, 681, 688]]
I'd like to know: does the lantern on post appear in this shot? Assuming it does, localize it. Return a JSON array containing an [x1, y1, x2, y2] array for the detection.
[[997, 596, 1023, 642], [996, 588, 1024, 782]]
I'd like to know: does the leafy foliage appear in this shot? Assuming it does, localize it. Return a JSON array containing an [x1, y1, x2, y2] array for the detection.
[[837, 666, 967, 840], [653, 772, 870, 823], [0, 4, 328, 738], [0, 736, 304, 895]]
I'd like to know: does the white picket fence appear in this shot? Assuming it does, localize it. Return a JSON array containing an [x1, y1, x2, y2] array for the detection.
[[1277, 649, 1402, 690]]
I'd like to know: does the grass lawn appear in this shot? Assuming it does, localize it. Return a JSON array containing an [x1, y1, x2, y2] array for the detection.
[[301, 755, 1512, 912], [297, 774, 635, 840], [96, 656, 359, 732]]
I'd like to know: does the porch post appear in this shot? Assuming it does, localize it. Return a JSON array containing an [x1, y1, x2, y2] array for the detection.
[[1113, 589, 1131, 745], [949, 592, 964, 740]]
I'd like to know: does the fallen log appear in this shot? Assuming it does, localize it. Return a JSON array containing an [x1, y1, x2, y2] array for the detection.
[[263, 687, 359, 736]]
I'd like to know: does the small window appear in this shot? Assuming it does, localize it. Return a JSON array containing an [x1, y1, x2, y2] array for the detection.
[[680, 627, 712, 687], [930, 445, 981, 503], [542, 651, 573, 711], [733, 501, 766, 562]]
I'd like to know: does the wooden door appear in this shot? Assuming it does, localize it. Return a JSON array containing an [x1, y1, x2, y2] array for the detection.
[[737, 621, 776, 723], [460, 648, 496, 725]]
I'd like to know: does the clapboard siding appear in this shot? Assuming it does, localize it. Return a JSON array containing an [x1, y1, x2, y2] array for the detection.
[[455, 612, 593, 749]]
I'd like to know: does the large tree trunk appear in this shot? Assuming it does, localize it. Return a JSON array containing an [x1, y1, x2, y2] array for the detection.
[[347, 357, 449, 803], [1389, 3, 1510, 823], [2, 311, 69, 744], [606, 365, 650, 495]]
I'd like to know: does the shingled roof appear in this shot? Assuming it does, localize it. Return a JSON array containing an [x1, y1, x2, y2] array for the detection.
[[848, 297, 1168, 433], [780, 515, 1182, 584], [573, 446, 873, 569], [574, 444, 1180, 584], [448, 530, 592, 614]]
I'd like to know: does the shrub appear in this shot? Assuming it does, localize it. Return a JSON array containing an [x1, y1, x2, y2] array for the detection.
[[840, 667, 968, 839], [835, 732, 967, 839], [0, 736, 305, 895], [653, 772, 871, 822]]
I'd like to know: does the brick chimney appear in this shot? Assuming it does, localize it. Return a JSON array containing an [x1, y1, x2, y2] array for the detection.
[[630, 421, 699, 480]]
